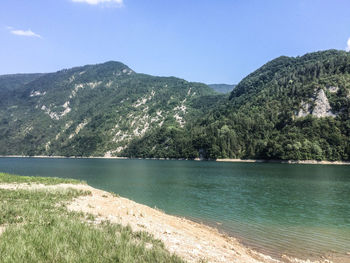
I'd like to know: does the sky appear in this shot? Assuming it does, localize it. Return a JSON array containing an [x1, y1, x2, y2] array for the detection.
[[1, 0, 350, 84]]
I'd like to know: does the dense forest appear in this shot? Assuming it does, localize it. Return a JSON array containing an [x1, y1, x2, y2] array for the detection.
[[0, 50, 349, 161], [0, 61, 216, 156], [124, 50, 350, 161]]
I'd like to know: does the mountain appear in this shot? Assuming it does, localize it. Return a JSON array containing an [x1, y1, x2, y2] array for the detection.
[[185, 50, 350, 161], [0, 61, 217, 157], [0, 73, 44, 106], [1, 50, 350, 161], [0, 73, 44, 92], [208, 84, 236, 93]]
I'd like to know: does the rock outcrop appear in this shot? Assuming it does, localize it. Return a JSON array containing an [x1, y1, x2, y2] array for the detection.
[[297, 89, 335, 118]]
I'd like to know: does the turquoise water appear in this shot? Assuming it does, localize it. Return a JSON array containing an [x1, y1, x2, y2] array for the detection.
[[0, 157, 349, 261]]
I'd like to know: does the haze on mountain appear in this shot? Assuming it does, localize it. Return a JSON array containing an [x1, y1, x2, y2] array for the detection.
[[208, 84, 236, 94]]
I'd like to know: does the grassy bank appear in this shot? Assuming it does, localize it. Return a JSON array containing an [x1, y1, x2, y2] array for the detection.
[[0, 172, 83, 185], [0, 173, 184, 263]]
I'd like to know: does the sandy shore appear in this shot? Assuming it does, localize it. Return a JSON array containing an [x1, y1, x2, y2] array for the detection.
[[1, 155, 350, 165], [215, 159, 350, 165], [0, 182, 339, 263]]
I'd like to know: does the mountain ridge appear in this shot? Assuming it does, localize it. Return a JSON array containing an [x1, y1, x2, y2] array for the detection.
[[1, 50, 349, 161], [0, 60, 217, 157]]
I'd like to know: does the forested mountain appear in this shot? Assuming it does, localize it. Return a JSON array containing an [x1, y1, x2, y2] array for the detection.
[[1, 50, 350, 161], [125, 50, 350, 161], [0, 73, 44, 107], [0, 61, 216, 156], [209, 84, 236, 93], [0, 73, 44, 92]]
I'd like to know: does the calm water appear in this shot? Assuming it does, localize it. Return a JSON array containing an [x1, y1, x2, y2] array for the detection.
[[0, 157, 349, 260]]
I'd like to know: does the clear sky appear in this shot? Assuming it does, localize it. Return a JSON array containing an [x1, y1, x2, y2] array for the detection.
[[1, 0, 350, 84]]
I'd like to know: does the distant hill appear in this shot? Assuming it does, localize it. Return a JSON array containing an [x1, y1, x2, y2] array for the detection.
[[0, 61, 216, 157], [0, 73, 44, 92], [208, 84, 236, 93], [0, 73, 44, 107], [1, 50, 349, 161]]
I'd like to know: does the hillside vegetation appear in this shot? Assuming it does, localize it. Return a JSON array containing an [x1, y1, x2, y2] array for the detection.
[[126, 50, 350, 161], [1, 50, 349, 161], [0, 62, 216, 157]]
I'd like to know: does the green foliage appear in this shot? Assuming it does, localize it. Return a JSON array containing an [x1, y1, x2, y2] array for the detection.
[[0, 74, 43, 107], [0, 173, 184, 263], [0, 61, 215, 157], [125, 50, 350, 161], [1, 51, 350, 161], [0, 172, 83, 185], [187, 50, 350, 161]]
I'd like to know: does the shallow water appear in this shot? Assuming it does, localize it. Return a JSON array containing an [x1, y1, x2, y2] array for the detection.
[[0, 157, 349, 260]]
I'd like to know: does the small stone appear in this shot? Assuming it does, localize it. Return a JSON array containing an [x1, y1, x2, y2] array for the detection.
[[164, 229, 172, 234]]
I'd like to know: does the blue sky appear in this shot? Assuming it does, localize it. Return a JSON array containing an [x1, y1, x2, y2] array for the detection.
[[1, 0, 350, 84]]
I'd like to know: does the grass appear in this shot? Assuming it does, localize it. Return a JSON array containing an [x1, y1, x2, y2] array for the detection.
[[0, 173, 184, 263], [0, 172, 84, 185]]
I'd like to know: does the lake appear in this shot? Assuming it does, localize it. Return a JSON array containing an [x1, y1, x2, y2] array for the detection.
[[0, 157, 349, 261]]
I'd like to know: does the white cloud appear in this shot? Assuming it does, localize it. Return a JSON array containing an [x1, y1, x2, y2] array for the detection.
[[346, 38, 350, 52], [71, 0, 123, 6], [9, 28, 42, 38]]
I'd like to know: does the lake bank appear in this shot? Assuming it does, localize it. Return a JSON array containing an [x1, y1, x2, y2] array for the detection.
[[1, 155, 350, 165], [1, 161, 349, 263], [0, 179, 336, 263], [215, 158, 350, 165], [0, 173, 183, 263], [0, 178, 268, 263]]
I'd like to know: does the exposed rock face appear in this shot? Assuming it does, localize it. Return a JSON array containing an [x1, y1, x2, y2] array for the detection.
[[328, 86, 339, 93], [297, 89, 335, 118], [312, 89, 335, 117], [297, 102, 311, 117]]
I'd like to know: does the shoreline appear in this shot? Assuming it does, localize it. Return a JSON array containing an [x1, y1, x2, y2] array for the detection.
[[215, 158, 350, 165], [0, 181, 336, 263], [1, 155, 350, 165], [57, 184, 350, 263]]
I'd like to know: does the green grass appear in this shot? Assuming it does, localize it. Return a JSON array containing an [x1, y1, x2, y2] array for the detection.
[[0, 172, 84, 185], [0, 173, 184, 263]]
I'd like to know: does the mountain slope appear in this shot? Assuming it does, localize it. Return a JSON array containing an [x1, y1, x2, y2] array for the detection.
[[0, 62, 216, 156], [0, 73, 44, 107], [122, 93, 228, 158], [1, 50, 350, 161], [189, 50, 350, 160], [0, 73, 44, 92]]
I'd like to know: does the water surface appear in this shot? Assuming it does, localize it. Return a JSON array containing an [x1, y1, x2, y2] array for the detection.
[[0, 157, 349, 261]]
